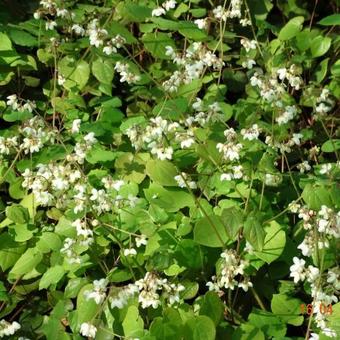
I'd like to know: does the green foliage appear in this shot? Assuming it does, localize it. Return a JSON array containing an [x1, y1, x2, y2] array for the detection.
[[0, 0, 339, 339]]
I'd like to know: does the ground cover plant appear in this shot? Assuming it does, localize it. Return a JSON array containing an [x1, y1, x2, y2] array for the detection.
[[0, 0, 339, 339]]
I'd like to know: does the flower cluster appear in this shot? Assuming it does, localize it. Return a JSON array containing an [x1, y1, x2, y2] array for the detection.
[[174, 172, 197, 189], [114, 62, 141, 84], [289, 203, 340, 337], [151, 0, 177, 17], [213, 0, 251, 25], [216, 128, 243, 162], [34, 0, 72, 30], [84, 278, 108, 304], [207, 249, 252, 292], [6, 94, 36, 113], [163, 42, 224, 92], [125, 116, 197, 160], [80, 322, 97, 338], [113, 274, 185, 309], [0, 117, 54, 157], [0, 320, 21, 338], [134, 272, 185, 308]]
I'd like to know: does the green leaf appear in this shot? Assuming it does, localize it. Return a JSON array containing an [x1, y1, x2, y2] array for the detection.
[[244, 215, 265, 251], [3, 109, 33, 122], [221, 206, 243, 240], [253, 221, 286, 264], [318, 14, 340, 26], [86, 145, 116, 164], [65, 278, 89, 298], [199, 292, 224, 326], [319, 302, 340, 339], [194, 215, 229, 247], [92, 58, 114, 85], [174, 239, 202, 269], [315, 58, 329, 83], [59, 57, 90, 90], [271, 294, 304, 326], [107, 21, 137, 43], [142, 32, 175, 59], [122, 306, 144, 337], [9, 223, 35, 242], [144, 183, 195, 212], [39, 265, 65, 290], [76, 284, 101, 325], [321, 139, 340, 152], [119, 2, 152, 22], [9, 248, 43, 278], [0, 234, 26, 271], [331, 59, 340, 76], [8, 29, 37, 47], [248, 309, 287, 338], [278, 16, 304, 41], [0, 32, 13, 51], [183, 315, 216, 340], [146, 159, 178, 186], [310, 36, 331, 57], [178, 22, 208, 41], [180, 280, 199, 299], [6, 204, 29, 224], [36, 232, 62, 253], [115, 152, 149, 184], [153, 97, 188, 119], [177, 79, 202, 98], [302, 184, 333, 210]]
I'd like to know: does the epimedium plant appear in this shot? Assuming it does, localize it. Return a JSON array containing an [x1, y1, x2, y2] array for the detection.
[[0, 0, 339, 339]]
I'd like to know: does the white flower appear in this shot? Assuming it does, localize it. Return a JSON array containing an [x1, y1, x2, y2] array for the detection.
[[213, 6, 228, 21], [56, 8, 68, 17], [0, 320, 21, 337], [297, 161, 311, 173], [194, 18, 208, 30], [103, 45, 116, 55], [277, 68, 287, 80], [136, 235, 148, 247], [220, 173, 233, 181], [309, 333, 319, 340], [152, 7, 166, 16], [241, 124, 260, 140], [165, 45, 176, 58], [153, 146, 173, 160], [162, 0, 176, 11], [239, 278, 253, 292], [89, 27, 108, 47], [6, 94, 18, 109], [181, 138, 195, 148], [71, 24, 85, 36], [112, 180, 125, 191], [124, 248, 137, 256], [290, 257, 306, 283], [264, 173, 281, 186], [84, 132, 97, 145], [307, 265, 320, 283], [240, 18, 251, 26], [242, 59, 256, 69], [57, 74, 65, 85], [206, 280, 221, 292], [45, 21, 57, 30], [80, 322, 97, 338], [240, 39, 257, 52], [71, 119, 81, 134], [319, 163, 332, 175], [84, 279, 108, 304]]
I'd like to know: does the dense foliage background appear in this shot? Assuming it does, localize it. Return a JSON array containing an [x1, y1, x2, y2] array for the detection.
[[0, 0, 339, 339]]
